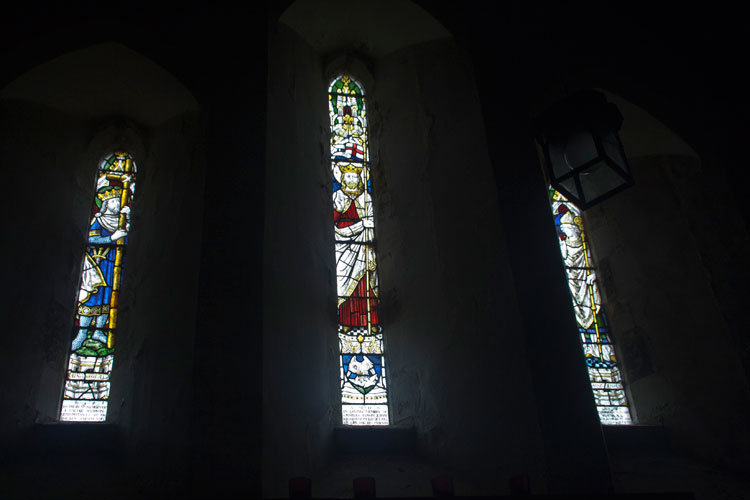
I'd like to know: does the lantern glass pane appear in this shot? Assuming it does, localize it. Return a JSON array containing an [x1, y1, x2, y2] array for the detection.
[[564, 129, 598, 169], [548, 133, 572, 179], [580, 160, 623, 203], [560, 178, 580, 200]]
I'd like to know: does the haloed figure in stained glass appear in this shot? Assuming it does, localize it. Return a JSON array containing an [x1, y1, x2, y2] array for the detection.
[[550, 188, 631, 424], [334, 163, 378, 327], [334, 163, 382, 397], [71, 184, 131, 354], [330, 75, 389, 424], [554, 204, 600, 332], [61, 152, 135, 422]]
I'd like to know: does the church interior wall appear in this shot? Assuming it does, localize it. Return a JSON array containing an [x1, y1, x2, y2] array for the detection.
[[0, 50, 208, 496], [262, 18, 548, 497], [473, 5, 750, 489], [0, 101, 91, 436], [586, 153, 750, 469], [373, 38, 546, 488], [263, 21, 337, 497], [0, 2, 748, 499], [543, 89, 750, 473]]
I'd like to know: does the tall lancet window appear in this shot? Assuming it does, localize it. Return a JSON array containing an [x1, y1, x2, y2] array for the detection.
[[329, 75, 389, 425], [549, 188, 631, 424], [60, 152, 136, 422]]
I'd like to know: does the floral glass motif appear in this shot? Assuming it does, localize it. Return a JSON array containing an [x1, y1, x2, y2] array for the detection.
[[59, 152, 136, 422], [329, 75, 389, 425], [550, 188, 631, 424]]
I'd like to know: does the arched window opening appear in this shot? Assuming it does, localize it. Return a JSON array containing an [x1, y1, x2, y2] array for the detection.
[[549, 187, 631, 425], [329, 75, 389, 426], [59, 152, 136, 422]]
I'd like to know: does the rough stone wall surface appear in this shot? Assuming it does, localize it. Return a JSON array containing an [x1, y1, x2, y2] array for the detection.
[[586, 154, 750, 469], [263, 23, 337, 498], [0, 102, 90, 436], [373, 38, 545, 487]]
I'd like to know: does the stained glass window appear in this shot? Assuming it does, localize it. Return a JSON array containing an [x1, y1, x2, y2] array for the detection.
[[59, 152, 136, 422], [329, 75, 389, 426], [549, 187, 631, 424]]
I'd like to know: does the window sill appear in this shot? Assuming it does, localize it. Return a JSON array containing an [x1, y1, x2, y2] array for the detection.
[[602, 424, 669, 455], [333, 424, 416, 454], [29, 422, 122, 457]]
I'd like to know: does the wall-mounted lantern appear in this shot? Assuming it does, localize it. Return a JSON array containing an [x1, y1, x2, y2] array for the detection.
[[535, 90, 633, 210]]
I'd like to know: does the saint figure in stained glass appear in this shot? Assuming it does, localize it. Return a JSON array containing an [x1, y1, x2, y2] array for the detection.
[[60, 152, 136, 422], [329, 75, 389, 426], [554, 203, 600, 331], [334, 163, 378, 327], [72, 185, 131, 352], [550, 187, 631, 424]]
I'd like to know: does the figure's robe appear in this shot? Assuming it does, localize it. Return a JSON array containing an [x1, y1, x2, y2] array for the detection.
[[78, 216, 122, 317], [554, 205, 601, 331], [333, 189, 379, 328]]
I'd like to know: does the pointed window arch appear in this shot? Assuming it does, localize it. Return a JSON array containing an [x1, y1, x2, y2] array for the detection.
[[549, 187, 631, 424], [328, 75, 389, 425], [59, 152, 136, 422]]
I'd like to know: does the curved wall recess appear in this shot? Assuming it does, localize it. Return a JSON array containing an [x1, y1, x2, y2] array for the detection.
[[88, 118, 148, 167], [0, 42, 199, 127], [279, 0, 452, 57], [597, 89, 699, 162], [324, 55, 374, 95]]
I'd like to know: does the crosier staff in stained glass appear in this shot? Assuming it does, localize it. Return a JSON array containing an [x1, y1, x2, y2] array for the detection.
[[554, 200, 613, 365], [555, 205, 599, 332], [71, 170, 132, 354], [550, 189, 630, 423]]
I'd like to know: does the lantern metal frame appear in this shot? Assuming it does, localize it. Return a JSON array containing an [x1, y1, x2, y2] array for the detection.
[[535, 90, 634, 210]]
